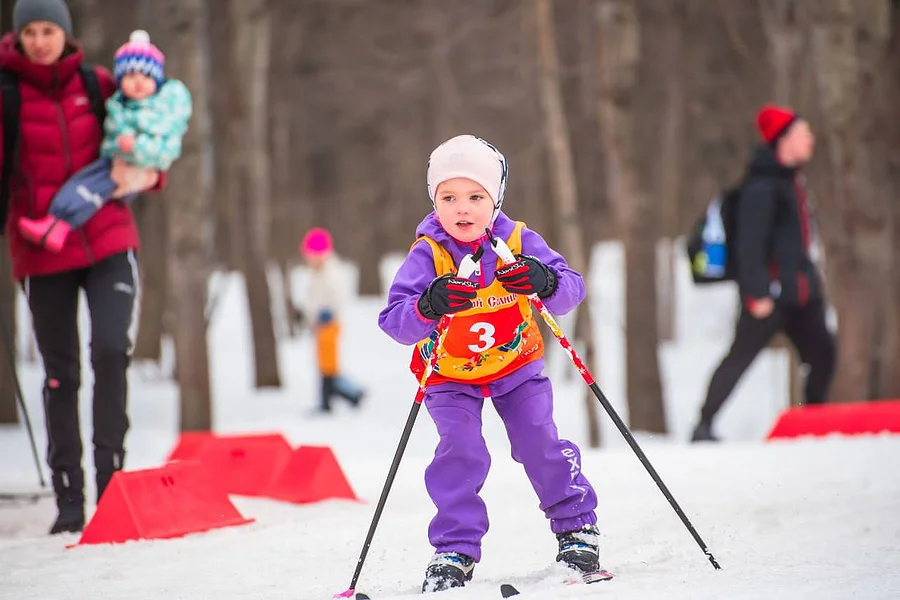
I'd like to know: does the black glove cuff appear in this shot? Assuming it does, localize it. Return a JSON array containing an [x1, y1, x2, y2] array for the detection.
[[537, 264, 558, 299], [513, 254, 557, 299], [417, 290, 441, 321]]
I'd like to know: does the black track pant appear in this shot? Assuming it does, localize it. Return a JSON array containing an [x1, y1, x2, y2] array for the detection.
[[25, 251, 139, 501], [699, 298, 836, 424]]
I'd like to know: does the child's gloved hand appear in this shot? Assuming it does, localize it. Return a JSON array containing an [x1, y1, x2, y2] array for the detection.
[[494, 255, 558, 298], [417, 274, 480, 320], [317, 309, 334, 325]]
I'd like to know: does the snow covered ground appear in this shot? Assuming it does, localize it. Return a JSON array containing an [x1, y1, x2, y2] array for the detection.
[[1, 244, 898, 599]]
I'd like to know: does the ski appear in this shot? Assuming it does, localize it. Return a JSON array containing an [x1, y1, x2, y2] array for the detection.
[[350, 569, 613, 599], [500, 569, 614, 597], [582, 569, 615, 584], [0, 490, 53, 504]]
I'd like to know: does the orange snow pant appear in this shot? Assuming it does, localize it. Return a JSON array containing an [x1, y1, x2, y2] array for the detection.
[[316, 322, 340, 377]]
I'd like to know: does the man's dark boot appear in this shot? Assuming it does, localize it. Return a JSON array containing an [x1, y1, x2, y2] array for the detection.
[[691, 420, 720, 443], [49, 469, 85, 535]]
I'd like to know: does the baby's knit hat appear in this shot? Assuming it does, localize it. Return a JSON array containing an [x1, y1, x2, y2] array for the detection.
[[114, 29, 165, 88]]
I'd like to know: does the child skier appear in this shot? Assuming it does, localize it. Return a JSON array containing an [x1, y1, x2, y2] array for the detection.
[[378, 135, 604, 592], [299, 227, 365, 413], [18, 29, 192, 252]]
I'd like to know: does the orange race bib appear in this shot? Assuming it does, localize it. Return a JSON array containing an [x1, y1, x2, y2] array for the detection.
[[409, 222, 544, 385], [442, 300, 524, 357]]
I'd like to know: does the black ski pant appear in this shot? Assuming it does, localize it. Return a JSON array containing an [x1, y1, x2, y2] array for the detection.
[[699, 298, 836, 425], [25, 251, 139, 503]]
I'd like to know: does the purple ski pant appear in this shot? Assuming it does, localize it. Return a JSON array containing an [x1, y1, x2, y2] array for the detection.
[[423, 374, 597, 562]]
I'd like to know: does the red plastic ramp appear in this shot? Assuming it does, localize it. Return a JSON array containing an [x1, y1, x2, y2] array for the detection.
[[767, 399, 900, 440], [166, 432, 294, 497], [75, 461, 253, 546], [166, 431, 215, 462], [263, 445, 359, 504]]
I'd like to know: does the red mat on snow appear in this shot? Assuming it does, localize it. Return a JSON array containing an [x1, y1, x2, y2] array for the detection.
[[766, 399, 900, 439]]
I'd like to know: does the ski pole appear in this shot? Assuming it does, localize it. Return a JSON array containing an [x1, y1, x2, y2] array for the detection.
[[0, 304, 45, 488], [335, 245, 484, 599], [486, 229, 720, 571]]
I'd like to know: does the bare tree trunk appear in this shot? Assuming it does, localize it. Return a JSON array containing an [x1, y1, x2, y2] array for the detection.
[[886, 189, 900, 396], [0, 0, 17, 423], [426, 0, 460, 139], [0, 0, 12, 31], [159, 0, 213, 431], [206, 1, 236, 271], [873, 4, 900, 398], [68, 0, 139, 65], [533, 0, 601, 448], [809, 0, 892, 401], [758, 0, 807, 105], [597, 0, 666, 433], [0, 249, 16, 424], [269, 1, 306, 337], [651, 1, 687, 343], [132, 199, 168, 362], [228, 0, 281, 388]]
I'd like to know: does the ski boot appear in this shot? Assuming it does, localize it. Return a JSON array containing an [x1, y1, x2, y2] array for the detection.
[[556, 525, 601, 574], [421, 552, 475, 593]]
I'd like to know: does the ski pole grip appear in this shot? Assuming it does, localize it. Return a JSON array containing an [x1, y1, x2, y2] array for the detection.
[[456, 244, 484, 279], [485, 228, 517, 265]]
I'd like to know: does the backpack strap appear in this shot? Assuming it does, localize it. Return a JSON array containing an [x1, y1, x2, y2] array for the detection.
[[0, 69, 21, 233], [78, 63, 106, 125]]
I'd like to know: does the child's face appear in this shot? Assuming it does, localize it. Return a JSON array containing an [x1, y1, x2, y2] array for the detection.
[[120, 73, 157, 100], [304, 253, 328, 269], [434, 178, 495, 243]]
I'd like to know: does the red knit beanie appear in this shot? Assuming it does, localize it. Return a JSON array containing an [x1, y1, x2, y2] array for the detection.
[[756, 104, 797, 144]]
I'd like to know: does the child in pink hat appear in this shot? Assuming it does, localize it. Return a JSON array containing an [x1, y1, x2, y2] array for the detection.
[[297, 228, 364, 413]]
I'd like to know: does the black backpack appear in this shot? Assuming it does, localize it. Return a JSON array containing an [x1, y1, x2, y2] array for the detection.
[[685, 183, 742, 285], [0, 64, 106, 232]]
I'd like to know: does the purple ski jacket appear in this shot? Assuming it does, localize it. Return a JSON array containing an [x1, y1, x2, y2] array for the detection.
[[378, 211, 585, 398]]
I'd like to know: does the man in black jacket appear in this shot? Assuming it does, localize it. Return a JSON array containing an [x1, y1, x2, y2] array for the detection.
[[691, 105, 836, 442]]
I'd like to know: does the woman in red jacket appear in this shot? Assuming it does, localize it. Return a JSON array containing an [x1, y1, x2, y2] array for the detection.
[[0, 0, 165, 534]]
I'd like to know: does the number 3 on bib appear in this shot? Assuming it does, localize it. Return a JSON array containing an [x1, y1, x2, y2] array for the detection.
[[468, 322, 496, 353]]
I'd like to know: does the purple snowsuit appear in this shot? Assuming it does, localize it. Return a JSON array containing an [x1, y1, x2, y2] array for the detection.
[[378, 212, 598, 562]]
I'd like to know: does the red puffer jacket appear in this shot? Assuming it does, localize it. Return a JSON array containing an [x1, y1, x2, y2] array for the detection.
[[0, 33, 162, 281]]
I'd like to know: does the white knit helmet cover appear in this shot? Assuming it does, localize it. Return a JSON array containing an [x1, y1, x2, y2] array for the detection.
[[426, 135, 508, 222]]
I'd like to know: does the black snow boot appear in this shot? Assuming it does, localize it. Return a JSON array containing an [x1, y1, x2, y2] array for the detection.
[[691, 420, 720, 442], [49, 470, 85, 535]]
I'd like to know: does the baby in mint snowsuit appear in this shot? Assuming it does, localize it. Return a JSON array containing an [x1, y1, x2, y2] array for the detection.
[[17, 29, 192, 252]]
